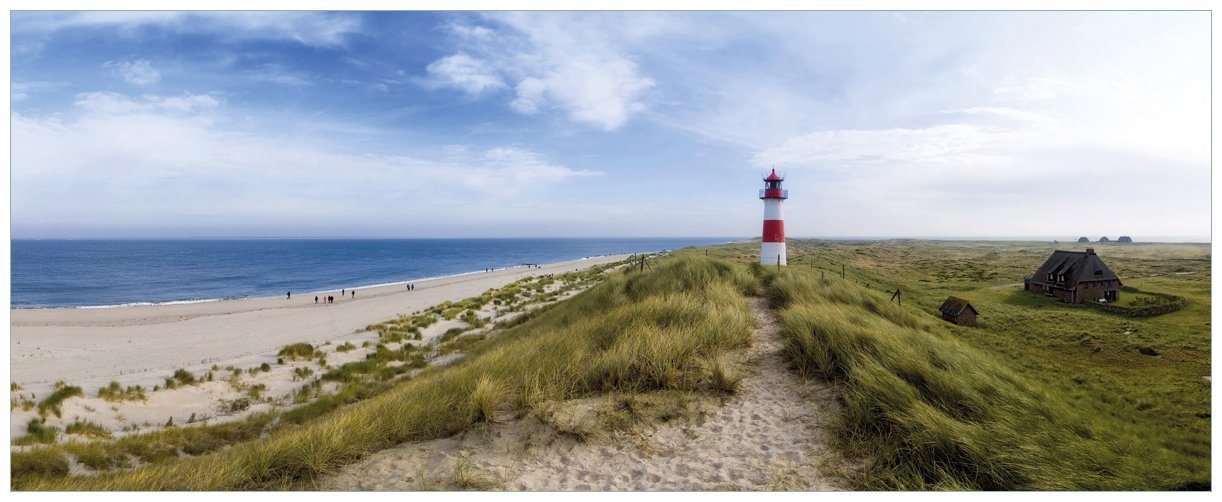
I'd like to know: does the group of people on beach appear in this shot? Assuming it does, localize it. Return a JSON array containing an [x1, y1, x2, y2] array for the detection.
[[310, 289, 355, 304]]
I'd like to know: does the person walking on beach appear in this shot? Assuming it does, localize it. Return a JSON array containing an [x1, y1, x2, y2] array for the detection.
[[351, 290, 355, 299], [287, 291, 291, 300], [314, 296, 318, 304], [342, 289, 346, 296]]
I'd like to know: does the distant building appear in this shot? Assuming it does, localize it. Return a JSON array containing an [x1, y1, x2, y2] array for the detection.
[[1077, 237, 1090, 243], [1024, 248, 1122, 303], [1099, 236, 1111, 243], [939, 296, 978, 327], [1117, 236, 1133, 243]]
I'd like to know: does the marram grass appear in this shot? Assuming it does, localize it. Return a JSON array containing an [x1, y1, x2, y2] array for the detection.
[[13, 255, 755, 490], [764, 266, 1207, 490]]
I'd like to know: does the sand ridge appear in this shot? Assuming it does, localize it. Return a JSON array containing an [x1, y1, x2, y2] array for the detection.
[[322, 297, 847, 491]]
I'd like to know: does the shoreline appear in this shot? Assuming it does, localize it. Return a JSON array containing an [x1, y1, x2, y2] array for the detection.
[[10, 252, 639, 311], [10, 254, 635, 395]]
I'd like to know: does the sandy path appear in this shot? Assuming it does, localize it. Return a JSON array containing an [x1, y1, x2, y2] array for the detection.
[[10, 255, 630, 398], [322, 297, 846, 491]]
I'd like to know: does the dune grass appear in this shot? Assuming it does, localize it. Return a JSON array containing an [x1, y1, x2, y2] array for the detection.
[[13, 255, 756, 490], [762, 263, 1208, 490], [37, 384, 83, 418]]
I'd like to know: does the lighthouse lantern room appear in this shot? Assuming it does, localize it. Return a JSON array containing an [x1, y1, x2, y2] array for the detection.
[[759, 169, 788, 265]]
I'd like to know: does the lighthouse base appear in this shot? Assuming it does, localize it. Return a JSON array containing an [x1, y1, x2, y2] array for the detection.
[[760, 242, 787, 266]]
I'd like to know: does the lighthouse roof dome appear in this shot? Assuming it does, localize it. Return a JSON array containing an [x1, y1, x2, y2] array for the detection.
[[764, 169, 783, 181]]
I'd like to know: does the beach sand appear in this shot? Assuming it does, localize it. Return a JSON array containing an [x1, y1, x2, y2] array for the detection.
[[10, 254, 631, 439]]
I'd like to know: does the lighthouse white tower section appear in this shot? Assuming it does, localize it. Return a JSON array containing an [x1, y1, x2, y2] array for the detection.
[[759, 169, 788, 265]]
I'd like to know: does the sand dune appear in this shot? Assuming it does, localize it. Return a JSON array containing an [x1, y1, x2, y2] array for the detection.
[[322, 297, 848, 491], [9, 255, 630, 439]]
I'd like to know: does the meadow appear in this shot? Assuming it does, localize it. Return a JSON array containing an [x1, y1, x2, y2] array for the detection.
[[706, 239, 1210, 489]]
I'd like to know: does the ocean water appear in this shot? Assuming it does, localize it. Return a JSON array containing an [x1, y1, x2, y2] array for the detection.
[[11, 238, 735, 309]]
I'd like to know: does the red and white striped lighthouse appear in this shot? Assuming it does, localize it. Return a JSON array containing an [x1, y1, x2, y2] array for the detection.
[[759, 169, 788, 265]]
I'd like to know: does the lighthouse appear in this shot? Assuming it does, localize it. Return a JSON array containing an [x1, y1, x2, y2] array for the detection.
[[759, 169, 788, 265]]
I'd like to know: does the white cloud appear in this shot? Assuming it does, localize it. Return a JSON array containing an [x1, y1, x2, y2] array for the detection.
[[424, 52, 506, 94], [14, 12, 362, 48], [248, 64, 312, 86], [433, 15, 658, 131], [105, 59, 161, 85], [11, 81, 64, 102], [73, 92, 221, 115], [940, 107, 1058, 126], [11, 92, 599, 234], [755, 124, 1006, 168]]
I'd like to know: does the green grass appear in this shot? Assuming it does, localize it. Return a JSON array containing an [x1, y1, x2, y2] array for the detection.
[[703, 239, 1209, 490], [37, 384, 84, 418], [65, 420, 113, 440], [13, 255, 755, 490], [97, 381, 146, 402], [16, 419, 59, 445], [277, 343, 320, 361]]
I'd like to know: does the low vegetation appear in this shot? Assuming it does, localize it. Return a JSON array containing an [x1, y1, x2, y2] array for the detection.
[[15, 254, 757, 490], [278, 343, 321, 361], [97, 382, 147, 402], [699, 239, 1209, 490], [37, 384, 84, 418]]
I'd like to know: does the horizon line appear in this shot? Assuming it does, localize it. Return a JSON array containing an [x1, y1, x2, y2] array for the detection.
[[9, 235, 1212, 243]]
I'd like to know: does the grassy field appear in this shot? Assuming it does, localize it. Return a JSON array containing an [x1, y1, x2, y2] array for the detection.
[[13, 255, 757, 490], [704, 239, 1210, 489]]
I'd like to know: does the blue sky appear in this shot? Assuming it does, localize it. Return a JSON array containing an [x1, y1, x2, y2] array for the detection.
[[9, 11, 1211, 239]]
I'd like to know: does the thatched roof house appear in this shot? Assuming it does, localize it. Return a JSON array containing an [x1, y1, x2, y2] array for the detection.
[[1024, 248, 1122, 303]]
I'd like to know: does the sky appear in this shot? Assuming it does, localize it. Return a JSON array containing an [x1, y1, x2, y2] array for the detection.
[[8, 11, 1211, 239]]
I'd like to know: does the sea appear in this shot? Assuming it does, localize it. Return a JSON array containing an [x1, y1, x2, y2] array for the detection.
[[10, 238, 737, 309]]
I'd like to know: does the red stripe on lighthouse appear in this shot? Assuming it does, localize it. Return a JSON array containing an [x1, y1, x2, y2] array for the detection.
[[762, 220, 785, 243]]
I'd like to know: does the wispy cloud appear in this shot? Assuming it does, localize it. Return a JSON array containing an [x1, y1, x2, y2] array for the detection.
[[12, 89, 599, 233], [14, 11, 363, 48], [104, 58, 161, 85], [11, 80, 66, 102], [247, 64, 312, 86], [423, 52, 506, 94], [73, 92, 221, 114]]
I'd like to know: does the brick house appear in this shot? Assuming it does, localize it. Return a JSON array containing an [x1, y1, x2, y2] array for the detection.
[[939, 296, 978, 327], [1024, 248, 1122, 303]]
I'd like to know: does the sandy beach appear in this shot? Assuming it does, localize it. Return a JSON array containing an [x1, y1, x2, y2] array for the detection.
[[10, 254, 631, 438]]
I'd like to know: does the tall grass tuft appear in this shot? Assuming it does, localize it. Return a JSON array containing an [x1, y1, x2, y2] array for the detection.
[[37, 385, 83, 418]]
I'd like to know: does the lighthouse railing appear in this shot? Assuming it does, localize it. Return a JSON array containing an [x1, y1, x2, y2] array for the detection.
[[759, 189, 789, 199]]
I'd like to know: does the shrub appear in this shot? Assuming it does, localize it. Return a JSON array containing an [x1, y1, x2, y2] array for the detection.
[[98, 381, 146, 402], [66, 419, 112, 439], [279, 343, 320, 361]]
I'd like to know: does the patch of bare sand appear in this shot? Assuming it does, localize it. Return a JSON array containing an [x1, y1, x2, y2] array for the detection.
[[322, 297, 846, 491]]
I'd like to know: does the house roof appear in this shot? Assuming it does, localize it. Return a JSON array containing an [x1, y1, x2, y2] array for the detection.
[[1033, 249, 1121, 287], [939, 296, 977, 317]]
